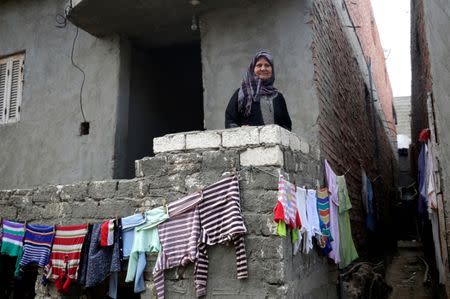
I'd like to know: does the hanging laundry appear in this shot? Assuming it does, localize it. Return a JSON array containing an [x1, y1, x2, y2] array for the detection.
[[336, 176, 358, 269], [77, 222, 121, 289], [316, 188, 333, 256], [306, 189, 322, 238], [100, 219, 115, 247], [417, 143, 428, 218], [153, 192, 202, 299], [0, 220, 25, 276], [324, 159, 341, 264], [19, 224, 55, 271], [44, 224, 88, 293], [121, 213, 146, 260], [274, 175, 302, 241], [195, 175, 248, 297], [0, 219, 3, 248], [294, 188, 309, 255], [361, 169, 376, 232], [125, 207, 169, 293], [77, 224, 93, 286]]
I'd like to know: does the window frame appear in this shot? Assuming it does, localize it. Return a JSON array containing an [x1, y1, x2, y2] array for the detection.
[[0, 52, 25, 125]]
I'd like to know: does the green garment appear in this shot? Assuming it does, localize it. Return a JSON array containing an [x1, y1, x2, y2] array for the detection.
[[125, 207, 169, 283], [277, 221, 287, 237], [337, 176, 358, 268]]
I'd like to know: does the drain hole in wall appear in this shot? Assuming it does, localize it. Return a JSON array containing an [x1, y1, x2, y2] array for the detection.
[[80, 122, 90, 135]]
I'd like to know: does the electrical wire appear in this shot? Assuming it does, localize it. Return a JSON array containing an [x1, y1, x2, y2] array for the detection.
[[55, 2, 87, 123], [70, 25, 87, 122]]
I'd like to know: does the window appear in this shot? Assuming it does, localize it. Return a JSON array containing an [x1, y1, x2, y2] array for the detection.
[[0, 53, 25, 124]]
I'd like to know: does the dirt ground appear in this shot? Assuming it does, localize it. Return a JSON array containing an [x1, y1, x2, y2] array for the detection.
[[385, 241, 434, 299]]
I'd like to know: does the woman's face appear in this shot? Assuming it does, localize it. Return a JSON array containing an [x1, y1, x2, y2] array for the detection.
[[253, 57, 273, 81]]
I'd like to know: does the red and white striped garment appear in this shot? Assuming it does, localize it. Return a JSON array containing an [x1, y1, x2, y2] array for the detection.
[[100, 220, 114, 247], [45, 224, 88, 293], [275, 175, 301, 230], [195, 175, 248, 297], [153, 192, 202, 299]]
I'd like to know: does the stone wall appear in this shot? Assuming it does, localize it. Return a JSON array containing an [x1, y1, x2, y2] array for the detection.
[[0, 126, 339, 298]]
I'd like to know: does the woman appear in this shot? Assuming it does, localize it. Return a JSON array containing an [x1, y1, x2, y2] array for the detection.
[[225, 50, 292, 131]]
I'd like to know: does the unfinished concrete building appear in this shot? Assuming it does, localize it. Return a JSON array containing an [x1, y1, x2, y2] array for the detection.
[[0, 0, 397, 297]]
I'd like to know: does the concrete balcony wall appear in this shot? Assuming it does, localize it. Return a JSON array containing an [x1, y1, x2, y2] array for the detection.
[[0, 126, 337, 298]]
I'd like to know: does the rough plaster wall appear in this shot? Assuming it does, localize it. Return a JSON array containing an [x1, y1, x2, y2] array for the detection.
[[422, 0, 450, 271], [200, 0, 319, 144], [0, 0, 123, 189]]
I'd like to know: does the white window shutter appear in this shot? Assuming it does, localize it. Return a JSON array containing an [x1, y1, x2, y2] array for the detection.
[[0, 62, 7, 124], [8, 57, 23, 122]]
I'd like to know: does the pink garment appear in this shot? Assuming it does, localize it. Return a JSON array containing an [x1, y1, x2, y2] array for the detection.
[[324, 159, 340, 264]]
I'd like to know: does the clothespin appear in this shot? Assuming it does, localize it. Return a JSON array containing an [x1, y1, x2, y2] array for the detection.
[[197, 187, 204, 199], [294, 179, 297, 192], [162, 199, 168, 214], [115, 214, 119, 226]]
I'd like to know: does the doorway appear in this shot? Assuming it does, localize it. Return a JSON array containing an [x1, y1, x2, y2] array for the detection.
[[125, 41, 204, 178]]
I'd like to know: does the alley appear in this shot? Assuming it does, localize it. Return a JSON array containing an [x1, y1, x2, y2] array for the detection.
[[386, 241, 433, 299]]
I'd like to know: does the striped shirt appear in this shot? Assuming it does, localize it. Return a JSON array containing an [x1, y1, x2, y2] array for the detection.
[[317, 188, 332, 241], [195, 175, 248, 297], [45, 224, 88, 282], [1, 220, 25, 257], [277, 175, 302, 230], [153, 193, 201, 299], [20, 224, 55, 268]]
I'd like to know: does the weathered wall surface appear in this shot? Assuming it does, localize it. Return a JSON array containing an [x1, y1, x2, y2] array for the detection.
[[200, 0, 320, 144], [311, 0, 398, 254], [411, 0, 450, 288], [343, 0, 396, 141], [0, 0, 127, 189], [0, 127, 338, 298], [423, 0, 450, 264]]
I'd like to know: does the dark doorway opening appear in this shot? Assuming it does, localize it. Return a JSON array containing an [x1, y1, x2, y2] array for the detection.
[[125, 41, 204, 178]]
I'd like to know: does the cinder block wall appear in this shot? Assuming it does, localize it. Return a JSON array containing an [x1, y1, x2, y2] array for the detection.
[[0, 126, 338, 299]]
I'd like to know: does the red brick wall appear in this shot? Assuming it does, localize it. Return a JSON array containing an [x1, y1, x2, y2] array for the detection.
[[344, 0, 396, 140], [410, 0, 431, 144], [312, 0, 398, 255]]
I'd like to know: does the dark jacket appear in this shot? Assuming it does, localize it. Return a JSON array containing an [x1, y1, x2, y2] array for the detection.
[[225, 89, 292, 131]]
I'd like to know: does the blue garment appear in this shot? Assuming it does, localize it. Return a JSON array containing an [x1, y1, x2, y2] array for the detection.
[[125, 207, 169, 294], [418, 144, 428, 218], [121, 214, 146, 259], [366, 177, 376, 232]]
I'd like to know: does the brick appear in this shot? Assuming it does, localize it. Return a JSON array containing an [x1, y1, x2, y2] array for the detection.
[[201, 150, 239, 172], [153, 133, 186, 153], [135, 155, 168, 177], [240, 146, 284, 167], [59, 182, 88, 202], [186, 131, 221, 149], [289, 134, 301, 151], [222, 127, 259, 148], [32, 185, 59, 203], [260, 125, 282, 144], [88, 180, 117, 199]]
